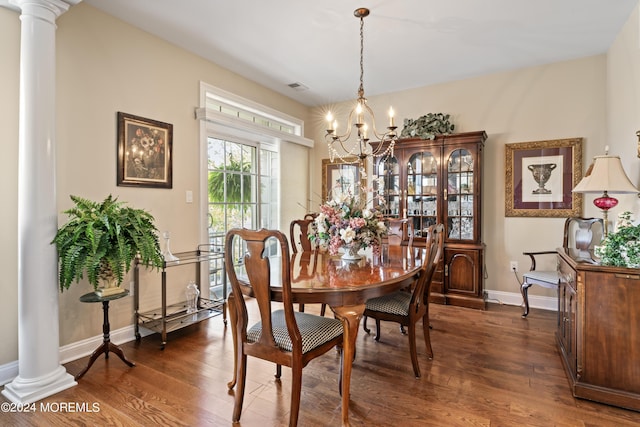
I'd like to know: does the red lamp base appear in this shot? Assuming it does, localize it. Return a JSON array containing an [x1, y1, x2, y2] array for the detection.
[[593, 192, 618, 236], [593, 196, 618, 211]]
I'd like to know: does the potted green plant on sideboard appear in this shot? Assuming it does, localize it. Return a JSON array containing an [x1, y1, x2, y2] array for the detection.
[[598, 211, 640, 268], [52, 195, 164, 296]]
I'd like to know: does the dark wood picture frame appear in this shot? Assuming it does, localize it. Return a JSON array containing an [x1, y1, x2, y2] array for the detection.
[[321, 157, 365, 202], [505, 137, 583, 217], [117, 112, 173, 188]]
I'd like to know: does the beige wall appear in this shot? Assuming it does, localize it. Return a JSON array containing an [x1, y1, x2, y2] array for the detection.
[[0, 3, 312, 366], [309, 0, 640, 300], [607, 5, 640, 217], [2, 2, 640, 368], [0, 6, 20, 367], [310, 55, 616, 301]]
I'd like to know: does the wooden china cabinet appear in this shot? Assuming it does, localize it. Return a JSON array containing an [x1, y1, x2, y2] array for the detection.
[[372, 130, 487, 309]]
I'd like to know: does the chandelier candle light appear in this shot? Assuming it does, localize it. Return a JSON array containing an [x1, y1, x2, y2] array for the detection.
[[325, 7, 398, 170]]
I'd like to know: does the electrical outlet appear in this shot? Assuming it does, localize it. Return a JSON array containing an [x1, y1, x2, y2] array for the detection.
[[510, 261, 518, 272]]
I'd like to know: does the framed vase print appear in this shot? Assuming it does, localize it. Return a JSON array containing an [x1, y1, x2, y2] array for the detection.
[[505, 137, 583, 217], [117, 112, 173, 188]]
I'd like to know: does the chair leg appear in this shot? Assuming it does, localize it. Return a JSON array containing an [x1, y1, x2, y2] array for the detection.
[[374, 319, 382, 341], [408, 323, 421, 378], [422, 314, 433, 360], [232, 354, 247, 422], [363, 315, 371, 334], [227, 293, 238, 389], [400, 325, 406, 334], [338, 345, 344, 397], [320, 303, 327, 317], [299, 303, 305, 312], [275, 364, 282, 379], [289, 362, 303, 427], [521, 281, 532, 318]]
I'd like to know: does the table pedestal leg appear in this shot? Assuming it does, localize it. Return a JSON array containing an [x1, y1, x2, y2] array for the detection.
[[75, 300, 135, 381], [331, 303, 365, 427]]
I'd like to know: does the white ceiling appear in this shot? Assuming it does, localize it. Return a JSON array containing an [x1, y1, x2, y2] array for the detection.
[[7, 0, 640, 107]]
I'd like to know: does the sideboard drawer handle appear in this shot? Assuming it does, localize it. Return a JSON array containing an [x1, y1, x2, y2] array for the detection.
[[614, 273, 640, 280]]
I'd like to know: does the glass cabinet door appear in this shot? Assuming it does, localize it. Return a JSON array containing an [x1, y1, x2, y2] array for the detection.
[[375, 156, 400, 216], [446, 148, 474, 240], [406, 151, 438, 239]]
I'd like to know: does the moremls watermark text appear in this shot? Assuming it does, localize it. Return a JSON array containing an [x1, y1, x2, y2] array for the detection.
[[1, 401, 101, 413]]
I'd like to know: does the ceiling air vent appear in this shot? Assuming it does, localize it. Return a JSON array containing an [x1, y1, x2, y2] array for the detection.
[[287, 82, 309, 92]]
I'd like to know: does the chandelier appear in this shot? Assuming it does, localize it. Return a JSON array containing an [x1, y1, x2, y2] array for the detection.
[[325, 7, 398, 167]]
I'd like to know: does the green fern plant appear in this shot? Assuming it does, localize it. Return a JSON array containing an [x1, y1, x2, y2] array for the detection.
[[52, 195, 164, 292]]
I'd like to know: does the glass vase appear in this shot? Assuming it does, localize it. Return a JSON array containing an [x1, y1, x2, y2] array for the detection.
[[162, 231, 179, 262], [185, 280, 200, 316]]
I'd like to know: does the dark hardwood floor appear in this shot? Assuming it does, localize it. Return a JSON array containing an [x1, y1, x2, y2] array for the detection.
[[2, 302, 639, 426]]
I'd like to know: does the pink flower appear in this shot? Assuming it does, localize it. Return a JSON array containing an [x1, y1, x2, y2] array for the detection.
[[349, 217, 366, 229]]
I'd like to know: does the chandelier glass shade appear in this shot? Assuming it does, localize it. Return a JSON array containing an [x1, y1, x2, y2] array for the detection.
[[325, 8, 398, 167]]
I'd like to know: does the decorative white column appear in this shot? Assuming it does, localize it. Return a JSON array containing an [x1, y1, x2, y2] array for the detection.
[[2, 0, 78, 404]]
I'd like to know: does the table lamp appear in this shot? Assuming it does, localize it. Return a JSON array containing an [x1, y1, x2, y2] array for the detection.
[[572, 150, 638, 236]]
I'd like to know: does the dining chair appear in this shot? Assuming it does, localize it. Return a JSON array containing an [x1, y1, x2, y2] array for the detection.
[[385, 217, 414, 246], [362, 223, 444, 378], [289, 216, 327, 316], [225, 228, 344, 427], [363, 217, 414, 333], [289, 217, 316, 253], [521, 217, 603, 317]]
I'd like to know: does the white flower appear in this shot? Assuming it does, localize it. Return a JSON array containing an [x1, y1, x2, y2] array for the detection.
[[616, 211, 634, 231], [316, 213, 328, 233], [340, 226, 356, 244], [362, 208, 373, 219], [377, 221, 386, 232]]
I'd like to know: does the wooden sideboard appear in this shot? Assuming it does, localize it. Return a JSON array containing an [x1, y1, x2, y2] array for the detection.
[[557, 248, 640, 411]]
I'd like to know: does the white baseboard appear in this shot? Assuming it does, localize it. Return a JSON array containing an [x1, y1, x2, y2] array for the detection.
[[0, 361, 18, 388], [485, 289, 557, 312], [0, 324, 151, 387]]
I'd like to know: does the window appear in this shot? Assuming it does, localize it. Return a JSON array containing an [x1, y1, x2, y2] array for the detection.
[[201, 83, 305, 295], [207, 138, 280, 233], [207, 138, 279, 290]]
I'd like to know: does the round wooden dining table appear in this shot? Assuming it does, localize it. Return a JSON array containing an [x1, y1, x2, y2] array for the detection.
[[291, 247, 423, 426], [228, 245, 424, 426]]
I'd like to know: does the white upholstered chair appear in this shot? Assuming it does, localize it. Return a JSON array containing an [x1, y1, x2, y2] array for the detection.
[[521, 217, 603, 317]]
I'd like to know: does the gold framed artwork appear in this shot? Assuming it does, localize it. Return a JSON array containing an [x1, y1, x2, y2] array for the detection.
[[117, 112, 173, 188], [505, 137, 583, 217], [322, 158, 365, 202]]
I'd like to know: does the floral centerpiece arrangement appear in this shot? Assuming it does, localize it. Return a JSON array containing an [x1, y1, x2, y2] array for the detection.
[[598, 211, 640, 268], [309, 178, 387, 260]]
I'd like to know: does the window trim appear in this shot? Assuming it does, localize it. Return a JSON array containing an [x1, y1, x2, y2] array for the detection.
[[196, 82, 313, 148]]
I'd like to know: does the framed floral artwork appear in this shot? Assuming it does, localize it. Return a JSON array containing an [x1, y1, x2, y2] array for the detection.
[[505, 137, 583, 217], [322, 158, 365, 202], [117, 112, 173, 188]]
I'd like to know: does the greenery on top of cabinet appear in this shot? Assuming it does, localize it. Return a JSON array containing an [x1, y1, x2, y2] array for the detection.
[[400, 113, 454, 140]]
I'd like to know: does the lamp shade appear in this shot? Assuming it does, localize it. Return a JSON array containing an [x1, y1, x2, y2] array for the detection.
[[572, 155, 638, 194]]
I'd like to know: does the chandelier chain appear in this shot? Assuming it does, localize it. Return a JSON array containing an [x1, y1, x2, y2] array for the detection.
[[358, 15, 365, 100], [325, 7, 398, 169]]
